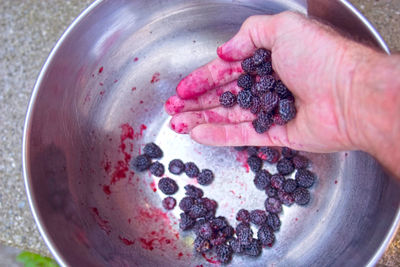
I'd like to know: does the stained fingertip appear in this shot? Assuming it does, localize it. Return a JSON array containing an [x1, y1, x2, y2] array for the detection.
[[169, 118, 190, 134], [165, 95, 185, 115], [176, 71, 213, 100]]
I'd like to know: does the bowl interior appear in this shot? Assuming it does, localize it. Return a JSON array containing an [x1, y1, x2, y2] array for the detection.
[[24, 0, 400, 266]]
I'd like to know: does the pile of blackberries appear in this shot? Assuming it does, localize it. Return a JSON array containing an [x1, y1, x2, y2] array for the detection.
[[220, 48, 297, 134]]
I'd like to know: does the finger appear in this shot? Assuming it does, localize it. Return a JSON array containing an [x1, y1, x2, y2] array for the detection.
[[190, 122, 293, 147], [165, 81, 240, 115], [176, 58, 243, 100], [170, 106, 256, 134]]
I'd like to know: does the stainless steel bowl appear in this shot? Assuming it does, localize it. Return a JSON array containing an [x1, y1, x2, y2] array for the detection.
[[23, 0, 400, 266]]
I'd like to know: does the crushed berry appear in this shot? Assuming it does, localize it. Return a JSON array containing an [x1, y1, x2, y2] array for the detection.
[[179, 196, 195, 212], [197, 169, 214, 185], [230, 238, 244, 253], [158, 177, 178, 195], [216, 244, 233, 264], [149, 161, 164, 177], [236, 209, 250, 223], [162, 197, 176, 210], [257, 225, 275, 246], [295, 169, 316, 188], [198, 221, 213, 239], [250, 96, 261, 114], [277, 158, 295, 175], [253, 48, 271, 65], [256, 61, 273, 76], [277, 190, 295, 206], [247, 146, 259, 156], [254, 169, 271, 190], [281, 147, 298, 159], [252, 111, 272, 134], [241, 57, 257, 73], [237, 90, 253, 109], [236, 223, 253, 246], [244, 239, 262, 257], [247, 155, 263, 173], [275, 81, 292, 99], [219, 91, 237, 108], [184, 185, 204, 198], [279, 99, 296, 122], [179, 213, 195, 230], [293, 187, 311, 205], [293, 155, 310, 169], [261, 91, 279, 113], [265, 197, 282, 214], [258, 147, 280, 163], [131, 154, 151, 172], [265, 186, 278, 198], [237, 73, 254, 90], [266, 213, 281, 232], [185, 162, 200, 178], [270, 174, 285, 190], [194, 236, 212, 253], [168, 159, 185, 174], [250, 210, 268, 226], [143, 142, 163, 159], [283, 179, 297, 193]]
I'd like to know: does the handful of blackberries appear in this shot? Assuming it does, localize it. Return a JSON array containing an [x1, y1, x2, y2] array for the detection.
[[219, 48, 296, 133]]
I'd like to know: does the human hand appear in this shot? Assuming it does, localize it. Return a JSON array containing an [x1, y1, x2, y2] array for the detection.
[[165, 11, 374, 153]]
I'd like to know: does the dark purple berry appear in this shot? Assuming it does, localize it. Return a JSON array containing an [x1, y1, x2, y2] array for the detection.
[[131, 154, 151, 172], [277, 158, 295, 175], [179, 213, 195, 230], [273, 114, 286, 125], [258, 147, 280, 163], [279, 99, 296, 122], [197, 169, 214, 185], [257, 225, 275, 246], [211, 233, 227, 247], [261, 91, 279, 113], [184, 184, 204, 199], [265, 197, 282, 214], [198, 222, 213, 239], [254, 169, 271, 190], [158, 177, 178, 195], [143, 142, 163, 159], [256, 61, 273, 76], [293, 155, 310, 169], [222, 226, 235, 239], [250, 96, 261, 114], [247, 155, 263, 173], [219, 91, 237, 108], [162, 197, 176, 210], [237, 73, 254, 90], [193, 218, 206, 235], [250, 210, 267, 226], [277, 190, 295, 206], [251, 83, 259, 97], [185, 162, 199, 178], [197, 197, 217, 212], [241, 57, 257, 73], [236, 223, 253, 246], [252, 111, 272, 134], [270, 174, 285, 190], [230, 238, 244, 253], [266, 213, 281, 232], [281, 147, 298, 159], [275, 81, 292, 99], [258, 75, 276, 94], [265, 186, 278, 197], [216, 244, 233, 264], [236, 209, 250, 223], [247, 146, 259, 156], [168, 159, 185, 174], [244, 239, 262, 257], [237, 90, 253, 109], [295, 169, 316, 188], [149, 161, 164, 177], [253, 48, 271, 65], [188, 203, 208, 219], [194, 236, 212, 253], [179, 196, 195, 212], [283, 179, 297, 193], [210, 216, 228, 230], [293, 187, 311, 205], [234, 146, 247, 151]]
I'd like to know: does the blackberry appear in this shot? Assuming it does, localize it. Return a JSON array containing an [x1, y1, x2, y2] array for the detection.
[[275, 81, 293, 99], [236, 223, 253, 246], [293, 187, 311, 205], [258, 75, 276, 94], [251, 83, 259, 97], [204, 210, 216, 220], [230, 238, 244, 253], [277, 158, 295, 175], [250, 210, 267, 226], [270, 174, 285, 190], [211, 234, 227, 247], [236, 209, 250, 223], [198, 222, 214, 239], [293, 155, 310, 169], [265, 186, 278, 198], [250, 96, 261, 114], [197, 169, 214, 185], [179, 213, 195, 230], [194, 236, 212, 253], [210, 216, 228, 230], [237, 90, 253, 109], [283, 179, 297, 193], [273, 114, 286, 126], [252, 111, 272, 134], [188, 203, 208, 219], [266, 213, 281, 232], [247, 155, 263, 173], [261, 91, 279, 113], [253, 169, 271, 190], [237, 73, 254, 90], [265, 197, 282, 214], [158, 178, 178, 195], [216, 244, 233, 264], [281, 147, 298, 159], [244, 239, 262, 257], [168, 159, 185, 174], [143, 143, 163, 159], [277, 190, 295, 206], [257, 225, 275, 246], [247, 146, 259, 156], [179, 197, 195, 212], [197, 197, 217, 212], [131, 154, 151, 172], [221, 226, 235, 239], [185, 162, 200, 178], [193, 218, 206, 236], [162, 197, 176, 210], [234, 146, 247, 151], [253, 48, 271, 65], [279, 99, 297, 122], [258, 147, 280, 163], [219, 91, 237, 108], [184, 185, 204, 199], [149, 161, 164, 177], [241, 57, 257, 73], [295, 169, 316, 188], [256, 61, 273, 76]]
